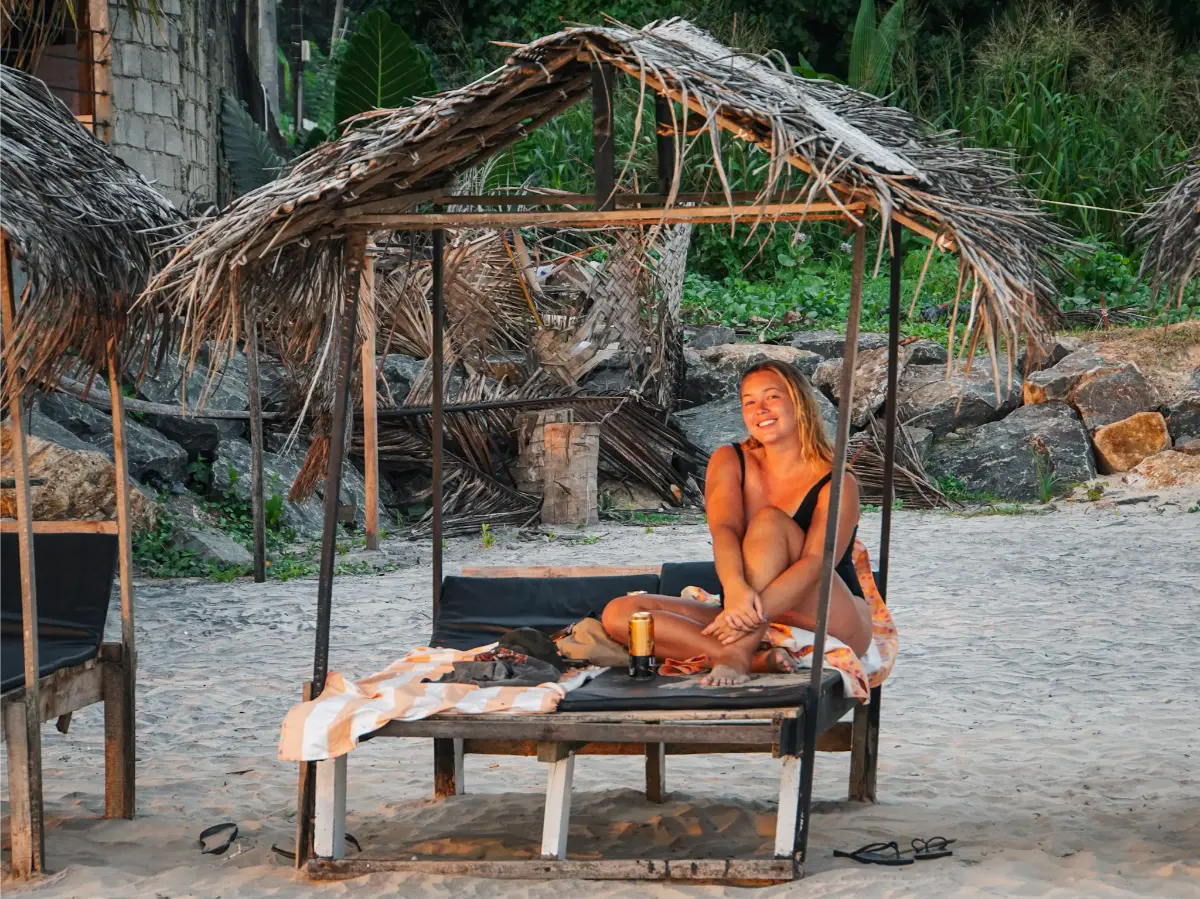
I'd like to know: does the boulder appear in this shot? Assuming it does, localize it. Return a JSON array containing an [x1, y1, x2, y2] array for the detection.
[[1018, 335, 1091, 374], [788, 330, 888, 359], [812, 343, 915, 429], [0, 422, 156, 531], [36, 392, 188, 491], [688, 324, 737, 349], [134, 349, 249, 456], [676, 390, 836, 455], [600, 478, 665, 511], [1165, 390, 1200, 443], [171, 526, 253, 569], [1071, 363, 1161, 430], [898, 361, 1023, 437], [1091, 412, 1172, 474], [1175, 437, 1200, 457], [904, 425, 934, 463], [379, 353, 425, 404], [679, 344, 821, 408], [1022, 351, 1117, 405], [1125, 450, 1200, 489], [925, 402, 1095, 501], [909, 339, 949, 366]]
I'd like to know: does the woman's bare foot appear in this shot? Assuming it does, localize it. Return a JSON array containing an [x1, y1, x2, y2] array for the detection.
[[763, 646, 801, 674], [700, 663, 752, 687]]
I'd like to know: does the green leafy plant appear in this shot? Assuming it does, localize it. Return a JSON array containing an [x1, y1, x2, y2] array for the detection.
[[849, 0, 905, 94], [1031, 444, 1064, 504], [480, 522, 495, 549], [333, 10, 436, 130], [220, 90, 285, 197]]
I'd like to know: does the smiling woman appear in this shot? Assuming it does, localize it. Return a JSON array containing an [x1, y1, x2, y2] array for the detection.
[[601, 361, 873, 685]]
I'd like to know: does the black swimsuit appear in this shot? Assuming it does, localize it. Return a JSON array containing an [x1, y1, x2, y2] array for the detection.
[[730, 443, 865, 598]]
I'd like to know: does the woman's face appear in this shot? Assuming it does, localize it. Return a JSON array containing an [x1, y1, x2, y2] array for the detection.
[[740, 369, 798, 447]]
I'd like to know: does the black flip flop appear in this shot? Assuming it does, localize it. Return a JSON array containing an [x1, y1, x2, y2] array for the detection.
[[199, 822, 238, 855], [271, 833, 361, 861], [833, 841, 915, 866], [909, 836, 956, 860]]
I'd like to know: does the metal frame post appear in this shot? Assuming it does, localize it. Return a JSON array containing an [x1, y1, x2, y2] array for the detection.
[[655, 93, 676, 195], [243, 271, 268, 583], [879, 219, 903, 592], [795, 224, 866, 864], [360, 255, 380, 550], [431, 228, 446, 611], [592, 63, 615, 211]]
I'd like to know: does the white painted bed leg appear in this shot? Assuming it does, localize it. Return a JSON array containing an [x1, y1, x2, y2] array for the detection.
[[774, 755, 802, 858], [314, 755, 347, 859], [539, 748, 575, 859]]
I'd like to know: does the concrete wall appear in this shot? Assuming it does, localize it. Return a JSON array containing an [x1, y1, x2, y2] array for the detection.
[[106, 0, 235, 211]]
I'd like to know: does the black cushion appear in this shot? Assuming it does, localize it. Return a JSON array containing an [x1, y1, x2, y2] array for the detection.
[[0, 532, 118, 693], [659, 561, 722, 599], [430, 574, 661, 650], [558, 667, 845, 711]]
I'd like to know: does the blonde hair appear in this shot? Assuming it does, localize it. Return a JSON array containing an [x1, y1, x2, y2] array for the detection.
[[740, 361, 833, 463]]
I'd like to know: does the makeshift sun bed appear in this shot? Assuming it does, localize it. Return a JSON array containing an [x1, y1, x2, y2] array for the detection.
[[0, 64, 177, 877], [143, 18, 1070, 884]]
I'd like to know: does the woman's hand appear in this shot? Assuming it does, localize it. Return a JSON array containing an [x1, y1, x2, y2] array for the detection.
[[703, 581, 764, 644]]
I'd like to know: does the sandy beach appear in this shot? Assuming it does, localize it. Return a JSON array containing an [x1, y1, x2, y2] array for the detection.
[[3, 497, 1199, 897]]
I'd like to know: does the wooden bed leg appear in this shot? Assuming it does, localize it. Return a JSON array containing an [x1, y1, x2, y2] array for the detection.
[[434, 737, 464, 797], [314, 755, 348, 859], [645, 742, 666, 803], [773, 754, 803, 859], [849, 686, 881, 802], [103, 646, 135, 818], [538, 742, 575, 860], [3, 699, 43, 877]]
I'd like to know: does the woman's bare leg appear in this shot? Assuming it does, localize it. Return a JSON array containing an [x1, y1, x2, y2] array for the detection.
[[601, 594, 730, 663]]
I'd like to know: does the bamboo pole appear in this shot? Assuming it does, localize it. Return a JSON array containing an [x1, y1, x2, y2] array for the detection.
[[105, 333, 136, 819], [360, 255, 379, 550], [1, 230, 46, 877]]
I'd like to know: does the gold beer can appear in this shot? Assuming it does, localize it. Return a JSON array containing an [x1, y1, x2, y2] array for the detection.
[[628, 611, 656, 680]]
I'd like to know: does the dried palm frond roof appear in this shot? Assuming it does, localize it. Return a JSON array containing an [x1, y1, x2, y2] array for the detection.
[[0, 65, 183, 402], [1133, 150, 1199, 307], [145, 17, 1073, 364]]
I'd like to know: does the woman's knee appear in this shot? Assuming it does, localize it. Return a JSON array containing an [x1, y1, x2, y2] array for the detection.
[[601, 595, 641, 643]]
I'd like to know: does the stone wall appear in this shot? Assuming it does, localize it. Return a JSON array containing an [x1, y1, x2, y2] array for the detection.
[[106, 0, 235, 211]]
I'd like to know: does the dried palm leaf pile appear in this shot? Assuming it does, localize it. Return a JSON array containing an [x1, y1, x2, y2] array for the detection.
[[141, 17, 1071, 527], [1133, 149, 1199, 309], [0, 65, 183, 403]]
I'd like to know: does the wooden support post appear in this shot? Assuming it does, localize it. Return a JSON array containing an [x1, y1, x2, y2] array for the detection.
[[244, 287, 267, 582], [538, 742, 575, 860], [2, 231, 46, 877], [592, 63, 615, 211], [314, 755, 347, 859], [773, 755, 802, 859], [645, 742, 666, 803], [87, 0, 112, 143], [360, 255, 379, 550], [102, 643, 134, 818], [105, 336, 137, 820], [849, 687, 881, 802], [541, 421, 600, 525], [433, 737, 464, 798]]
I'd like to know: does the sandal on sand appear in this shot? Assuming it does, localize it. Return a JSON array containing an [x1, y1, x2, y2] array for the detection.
[[909, 836, 956, 860], [271, 833, 361, 861], [833, 841, 915, 866], [199, 823, 238, 855]]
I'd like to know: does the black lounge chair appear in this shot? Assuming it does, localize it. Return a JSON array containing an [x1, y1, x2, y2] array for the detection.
[[1, 527, 136, 868]]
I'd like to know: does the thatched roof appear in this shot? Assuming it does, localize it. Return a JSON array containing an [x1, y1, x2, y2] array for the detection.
[[145, 18, 1073, 364], [1133, 150, 1199, 307], [0, 65, 182, 401]]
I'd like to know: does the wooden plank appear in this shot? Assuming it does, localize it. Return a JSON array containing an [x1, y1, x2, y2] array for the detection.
[[433, 737, 463, 798], [773, 755, 802, 859], [0, 656, 104, 726], [402, 189, 838, 209], [360, 256, 379, 550], [87, 0, 112, 143], [399, 706, 802, 725], [817, 721, 853, 753], [0, 519, 118, 534], [347, 202, 858, 230], [106, 339, 137, 820], [540, 750, 575, 859], [308, 856, 799, 883], [849, 686, 881, 802], [243, 289, 267, 583], [541, 422, 600, 525], [462, 740, 776, 757], [1, 229, 45, 877], [314, 755, 347, 859], [458, 564, 661, 578], [645, 742, 666, 803], [102, 645, 134, 818], [375, 719, 781, 745]]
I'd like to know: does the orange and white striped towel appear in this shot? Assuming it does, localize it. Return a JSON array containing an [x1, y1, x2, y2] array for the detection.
[[659, 540, 898, 701], [279, 646, 603, 762]]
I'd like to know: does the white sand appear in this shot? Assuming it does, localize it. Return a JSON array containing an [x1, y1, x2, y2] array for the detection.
[[4, 498, 1199, 897]]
